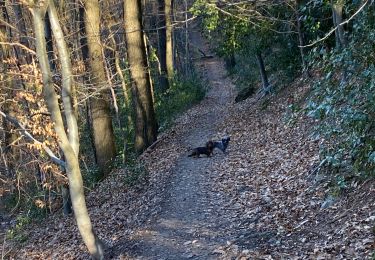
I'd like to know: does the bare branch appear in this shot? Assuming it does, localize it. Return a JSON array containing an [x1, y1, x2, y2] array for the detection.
[[0, 41, 36, 55], [0, 110, 66, 167]]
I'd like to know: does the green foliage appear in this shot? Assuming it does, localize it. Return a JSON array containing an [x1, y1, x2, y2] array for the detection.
[[191, 0, 301, 92], [155, 75, 206, 131], [6, 215, 30, 243], [190, 0, 219, 32], [305, 5, 375, 177]]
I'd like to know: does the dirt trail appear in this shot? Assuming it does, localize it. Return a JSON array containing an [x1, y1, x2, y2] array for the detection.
[[118, 29, 237, 259]]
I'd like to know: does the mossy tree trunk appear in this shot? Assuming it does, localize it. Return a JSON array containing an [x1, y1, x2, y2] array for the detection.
[[124, 0, 158, 154]]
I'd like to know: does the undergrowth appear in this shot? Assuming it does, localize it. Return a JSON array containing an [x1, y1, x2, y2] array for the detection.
[[304, 7, 375, 188], [155, 75, 206, 131]]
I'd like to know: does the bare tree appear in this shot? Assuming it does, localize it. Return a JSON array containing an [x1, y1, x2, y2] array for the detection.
[[29, 1, 104, 258]]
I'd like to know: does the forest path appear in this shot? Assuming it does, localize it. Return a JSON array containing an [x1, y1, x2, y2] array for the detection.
[[118, 27, 238, 259]]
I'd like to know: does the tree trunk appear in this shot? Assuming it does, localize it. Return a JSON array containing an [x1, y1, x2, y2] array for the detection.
[[255, 52, 269, 90], [45, 13, 57, 73], [331, 0, 347, 48], [31, 3, 104, 259], [295, 1, 307, 71], [157, 0, 169, 91], [1, 1, 19, 177], [124, 0, 158, 154], [165, 0, 174, 80], [83, 0, 116, 177]]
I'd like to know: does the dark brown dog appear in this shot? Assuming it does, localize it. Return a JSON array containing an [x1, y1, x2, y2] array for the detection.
[[188, 141, 214, 158]]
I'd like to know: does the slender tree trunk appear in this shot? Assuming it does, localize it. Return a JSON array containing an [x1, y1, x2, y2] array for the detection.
[[1, 1, 19, 177], [331, 0, 347, 48], [109, 34, 133, 130], [157, 0, 169, 91], [83, 0, 116, 177], [295, 1, 307, 71], [48, 0, 79, 154], [45, 13, 56, 73], [124, 0, 158, 154], [165, 0, 174, 80], [255, 52, 269, 90], [184, 0, 189, 75], [31, 2, 104, 259]]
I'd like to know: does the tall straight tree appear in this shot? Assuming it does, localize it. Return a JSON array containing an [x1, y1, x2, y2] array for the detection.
[[83, 0, 116, 176], [0, 1, 18, 177], [157, 0, 169, 91], [165, 0, 174, 79], [29, 1, 104, 258], [124, 0, 158, 154]]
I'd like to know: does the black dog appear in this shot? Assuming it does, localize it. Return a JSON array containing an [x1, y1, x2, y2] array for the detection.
[[188, 141, 214, 157], [213, 136, 230, 153]]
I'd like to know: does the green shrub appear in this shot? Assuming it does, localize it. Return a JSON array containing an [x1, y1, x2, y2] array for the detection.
[[155, 75, 206, 130], [305, 7, 375, 178]]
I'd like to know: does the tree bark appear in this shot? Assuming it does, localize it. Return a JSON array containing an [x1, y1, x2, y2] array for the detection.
[[124, 0, 158, 154], [331, 0, 347, 48], [83, 0, 116, 177], [31, 3, 104, 259], [295, 1, 307, 71], [48, 0, 79, 155], [255, 52, 269, 90], [165, 0, 174, 80], [157, 0, 169, 91], [1, 1, 19, 177]]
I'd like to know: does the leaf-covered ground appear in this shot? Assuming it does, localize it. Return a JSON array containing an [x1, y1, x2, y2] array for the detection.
[[4, 30, 374, 259]]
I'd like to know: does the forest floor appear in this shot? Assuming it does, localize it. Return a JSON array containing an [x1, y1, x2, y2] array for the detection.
[[5, 27, 375, 259]]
